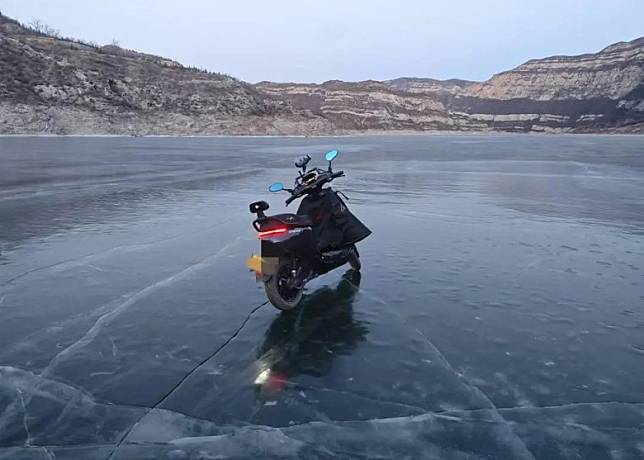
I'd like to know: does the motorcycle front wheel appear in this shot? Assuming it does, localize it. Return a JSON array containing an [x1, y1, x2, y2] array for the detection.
[[264, 260, 304, 311]]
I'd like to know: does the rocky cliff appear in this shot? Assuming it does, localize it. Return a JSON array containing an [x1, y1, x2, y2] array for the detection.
[[1, 12, 642, 135], [257, 37, 644, 134]]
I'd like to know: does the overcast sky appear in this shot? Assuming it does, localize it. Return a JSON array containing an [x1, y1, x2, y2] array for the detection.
[[1, 0, 643, 83]]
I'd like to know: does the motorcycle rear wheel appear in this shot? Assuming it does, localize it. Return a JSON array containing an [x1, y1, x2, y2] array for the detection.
[[264, 260, 304, 311]]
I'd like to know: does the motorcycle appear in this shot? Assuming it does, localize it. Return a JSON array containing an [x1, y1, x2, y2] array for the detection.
[[247, 150, 371, 310]]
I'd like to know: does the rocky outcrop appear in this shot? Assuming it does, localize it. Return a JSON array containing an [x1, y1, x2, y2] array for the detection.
[[256, 80, 470, 131], [257, 37, 644, 134], [0, 12, 642, 135], [467, 39, 644, 101], [0, 14, 300, 135]]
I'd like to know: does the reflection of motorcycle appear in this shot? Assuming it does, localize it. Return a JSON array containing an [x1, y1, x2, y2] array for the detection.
[[247, 150, 371, 310], [254, 270, 368, 397]]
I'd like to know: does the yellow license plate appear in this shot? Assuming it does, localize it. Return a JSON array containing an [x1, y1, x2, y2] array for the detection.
[[246, 254, 263, 273]]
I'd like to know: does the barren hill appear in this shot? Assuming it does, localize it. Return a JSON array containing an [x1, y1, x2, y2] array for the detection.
[[1, 12, 642, 135]]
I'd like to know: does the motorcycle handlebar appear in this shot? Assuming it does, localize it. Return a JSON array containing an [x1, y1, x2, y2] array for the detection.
[[284, 170, 345, 205]]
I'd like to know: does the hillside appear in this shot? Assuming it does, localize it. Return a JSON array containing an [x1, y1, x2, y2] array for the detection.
[[0, 12, 642, 134], [257, 38, 644, 133], [0, 13, 327, 135]]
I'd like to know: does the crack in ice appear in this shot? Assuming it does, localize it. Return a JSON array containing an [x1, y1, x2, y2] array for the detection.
[[413, 326, 536, 460], [0, 365, 99, 404], [106, 300, 268, 460], [311, 273, 535, 459], [86, 264, 105, 273], [0, 395, 24, 445], [3, 398, 644, 451], [40, 236, 245, 378], [110, 336, 118, 358], [0, 288, 160, 361], [497, 400, 644, 413], [0, 443, 116, 451], [293, 383, 428, 415], [0, 218, 237, 289], [41, 447, 55, 460], [16, 389, 31, 447]]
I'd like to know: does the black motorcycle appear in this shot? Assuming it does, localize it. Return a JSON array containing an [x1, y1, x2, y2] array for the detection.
[[247, 150, 371, 310]]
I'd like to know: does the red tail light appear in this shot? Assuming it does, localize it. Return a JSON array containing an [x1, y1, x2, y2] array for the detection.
[[257, 227, 288, 239]]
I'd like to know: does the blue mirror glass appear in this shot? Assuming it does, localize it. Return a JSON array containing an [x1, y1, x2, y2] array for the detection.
[[268, 182, 284, 192], [325, 150, 338, 162]]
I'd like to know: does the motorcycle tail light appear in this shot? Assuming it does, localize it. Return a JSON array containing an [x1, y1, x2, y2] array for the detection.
[[257, 227, 288, 239]]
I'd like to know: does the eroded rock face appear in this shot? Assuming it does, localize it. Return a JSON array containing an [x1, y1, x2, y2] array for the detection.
[[257, 38, 644, 134], [0, 12, 642, 135], [468, 39, 644, 101]]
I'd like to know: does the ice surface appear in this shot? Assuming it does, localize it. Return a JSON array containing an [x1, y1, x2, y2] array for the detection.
[[107, 403, 644, 459], [0, 366, 145, 447], [1, 135, 643, 459]]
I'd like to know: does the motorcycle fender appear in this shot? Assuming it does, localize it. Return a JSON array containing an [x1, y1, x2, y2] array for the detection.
[[260, 229, 316, 259], [276, 228, 316, 255]]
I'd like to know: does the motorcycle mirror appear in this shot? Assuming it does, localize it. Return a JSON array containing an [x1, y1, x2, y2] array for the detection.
[[268, 182, 284, 193], [325, 150, 338, 162]]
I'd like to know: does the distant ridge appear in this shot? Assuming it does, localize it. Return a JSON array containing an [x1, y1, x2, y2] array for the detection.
[[1, 12, 642, 135]]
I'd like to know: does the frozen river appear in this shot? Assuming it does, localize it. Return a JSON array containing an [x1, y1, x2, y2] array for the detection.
[[0, 135, 643, 459]]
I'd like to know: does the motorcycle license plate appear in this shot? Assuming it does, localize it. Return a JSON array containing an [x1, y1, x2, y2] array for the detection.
[[246, 255, 278, 278], [246, 254, 263, 273]]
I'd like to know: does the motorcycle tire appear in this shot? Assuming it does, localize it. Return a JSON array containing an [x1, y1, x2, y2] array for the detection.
[[348, 246, 361, 271], [264, 260, 304, 311]]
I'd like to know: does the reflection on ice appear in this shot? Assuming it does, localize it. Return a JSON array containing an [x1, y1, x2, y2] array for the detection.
[[253, 270, 368, 400]]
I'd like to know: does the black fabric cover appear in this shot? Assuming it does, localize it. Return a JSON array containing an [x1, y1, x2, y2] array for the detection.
[[297, 189, 371, 251]]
